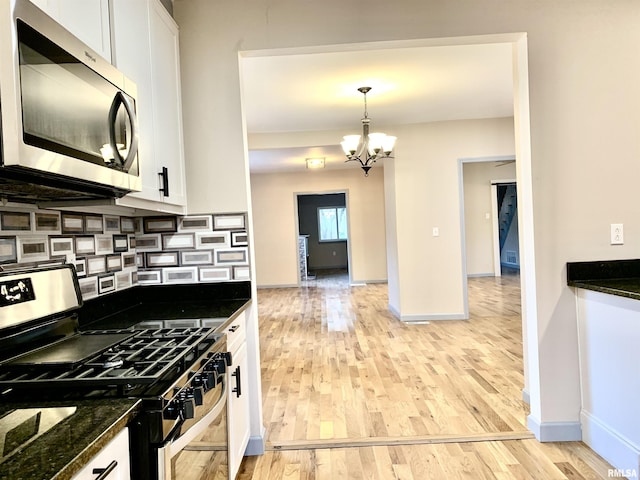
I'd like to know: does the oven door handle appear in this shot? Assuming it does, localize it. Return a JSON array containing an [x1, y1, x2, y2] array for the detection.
[[157, 377, 227, 480]]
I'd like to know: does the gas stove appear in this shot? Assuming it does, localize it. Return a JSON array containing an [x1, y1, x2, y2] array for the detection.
[[0, 326, 219, 395], [0, 264, 237, 480]]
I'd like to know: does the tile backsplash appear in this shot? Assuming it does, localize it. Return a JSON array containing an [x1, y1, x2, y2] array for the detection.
[[0, 208, 250, 301]]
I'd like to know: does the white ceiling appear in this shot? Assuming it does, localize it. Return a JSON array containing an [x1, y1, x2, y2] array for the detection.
[[241, 41, 514, 173]]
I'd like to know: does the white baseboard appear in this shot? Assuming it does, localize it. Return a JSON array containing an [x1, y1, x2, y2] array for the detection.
[[402, 314, 467, 322], [527, 414, 581, 441], [467, 273, 495, 278], [387, 304, 466, 321], [245, 428, 267, 455], [581, 410, 640, 475], [522, 388, 530, 404]]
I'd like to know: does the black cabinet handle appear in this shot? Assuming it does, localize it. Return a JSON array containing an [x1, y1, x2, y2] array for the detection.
[[231, 366, 241, 398], [158, 167, 169, 197], [93, 460, 118, 480], [228, 325, 239, 333]]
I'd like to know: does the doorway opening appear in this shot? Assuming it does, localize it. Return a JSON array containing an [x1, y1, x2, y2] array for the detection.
[[296, 192, 350, 286], [493, 181, 520, 276], [460, 155, 521, 315]]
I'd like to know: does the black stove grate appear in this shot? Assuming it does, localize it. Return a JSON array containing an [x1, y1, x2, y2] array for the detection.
[[0, 327, 218, 391]]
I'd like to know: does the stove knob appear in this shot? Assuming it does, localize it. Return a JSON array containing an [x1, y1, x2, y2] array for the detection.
[[182, 397, 195, 419], [164, 400, 181, 420], [192, 373, 204, 387], [192, 386, 204, 406], [219, 351, 232, 367], [203, 371, 217, 391]]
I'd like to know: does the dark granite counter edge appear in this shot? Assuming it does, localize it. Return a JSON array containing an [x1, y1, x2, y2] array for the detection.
[[53, 401, 141, 480], [567, 259, 640, 301], [568, 280, 640, 301]]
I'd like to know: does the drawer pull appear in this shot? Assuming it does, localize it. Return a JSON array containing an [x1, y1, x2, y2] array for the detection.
[[232, 366, 242, 398], [228, 325, 239, 333], [93, 460, 118, 480]]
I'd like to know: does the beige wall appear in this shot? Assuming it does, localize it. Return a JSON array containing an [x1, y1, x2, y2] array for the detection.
[[385, 118, 515, 319], [174, 0, 640, 443], [251, 168, 386, 286], [464, 161, 517, 276]]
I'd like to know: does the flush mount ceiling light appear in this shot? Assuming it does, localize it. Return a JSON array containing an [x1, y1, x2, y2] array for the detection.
[[306, 157, 325, 169], [341, 87, 396, 176]]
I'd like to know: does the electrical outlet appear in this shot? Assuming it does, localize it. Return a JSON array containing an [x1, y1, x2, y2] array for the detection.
[[611, 223, 624, 245], [432, 227, 440, 237]]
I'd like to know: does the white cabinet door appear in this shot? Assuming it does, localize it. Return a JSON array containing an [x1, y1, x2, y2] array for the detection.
[[227, 341, 250, 480], [148, 0, 187, 208], [71, 428, 131, 480], [111, 0, 187, 213], [28, 0, 111, 61]]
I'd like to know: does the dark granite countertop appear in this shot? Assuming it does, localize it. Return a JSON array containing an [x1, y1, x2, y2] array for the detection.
[[0, 398, 140, 480], [569, 278, 640, 301], [567, 259, 640, 301]]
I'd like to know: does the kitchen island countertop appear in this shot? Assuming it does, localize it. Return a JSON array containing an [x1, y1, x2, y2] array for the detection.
[[567, 259, 640, 301]]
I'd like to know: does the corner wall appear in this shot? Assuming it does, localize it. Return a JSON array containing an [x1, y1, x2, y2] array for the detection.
[[385, 117, 515, 320]]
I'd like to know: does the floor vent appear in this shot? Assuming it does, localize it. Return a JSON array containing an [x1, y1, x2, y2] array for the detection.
[[505, 250, 518, 264]]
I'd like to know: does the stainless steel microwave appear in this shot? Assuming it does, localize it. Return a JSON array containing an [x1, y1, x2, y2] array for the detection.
[[0, 0, 141, 203]]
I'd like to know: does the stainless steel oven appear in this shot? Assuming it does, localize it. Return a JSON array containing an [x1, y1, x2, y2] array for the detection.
[[151, 338, 229, 480], [0, 0, 140, 202], [0, 265, 233, 480]]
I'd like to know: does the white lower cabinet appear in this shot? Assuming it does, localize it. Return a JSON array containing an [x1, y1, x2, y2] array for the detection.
[[227, 340, 250, 480], [71, 428, 130, 480]]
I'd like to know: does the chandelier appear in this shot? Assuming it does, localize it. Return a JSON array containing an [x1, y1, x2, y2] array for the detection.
[[341, 87, 396, 176]]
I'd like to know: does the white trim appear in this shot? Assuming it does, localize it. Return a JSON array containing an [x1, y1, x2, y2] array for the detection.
[[401, 313, 467, 322], [239, 33, 527, 59], [527, 414, 581, 442], [467, 273, 494, 278], [581, 410, 640, 475], [522, 388, 530, 404], [257, 283, 299, 289]]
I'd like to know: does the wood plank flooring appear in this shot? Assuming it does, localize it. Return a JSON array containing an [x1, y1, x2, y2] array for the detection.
[[234, 270, 618, 479]]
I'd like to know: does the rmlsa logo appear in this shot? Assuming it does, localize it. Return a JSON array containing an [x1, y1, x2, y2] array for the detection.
[[608, 469, 638, 478]]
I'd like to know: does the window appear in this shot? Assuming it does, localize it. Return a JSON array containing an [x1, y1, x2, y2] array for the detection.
[[318, 207, 347, 242]]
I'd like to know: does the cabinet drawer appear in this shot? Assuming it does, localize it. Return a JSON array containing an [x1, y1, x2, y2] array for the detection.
[[71, 428, 130, 480], [225, 311, 246, 354]]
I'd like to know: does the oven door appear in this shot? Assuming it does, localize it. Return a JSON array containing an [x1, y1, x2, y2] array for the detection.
[[158, 376, 228, 480]]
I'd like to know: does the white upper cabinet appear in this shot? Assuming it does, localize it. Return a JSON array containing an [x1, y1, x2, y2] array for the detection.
[[29, 0, 111, 61], [111, 0, 187, 213]]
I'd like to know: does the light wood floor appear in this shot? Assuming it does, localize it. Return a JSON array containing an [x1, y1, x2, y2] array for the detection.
[[236, 270, 617, 479]]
